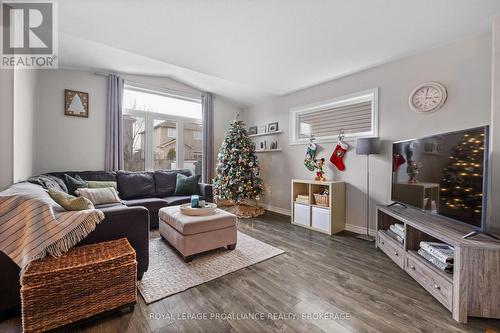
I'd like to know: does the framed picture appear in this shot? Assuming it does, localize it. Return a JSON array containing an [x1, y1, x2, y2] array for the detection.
[[248, 126, 258, 135], [258, 125, 267, 134], [65, 89, 89, 118], [268, 122, 279, 132]]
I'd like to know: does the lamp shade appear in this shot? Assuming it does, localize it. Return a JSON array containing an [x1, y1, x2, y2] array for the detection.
[[356, 137, 379, 155]]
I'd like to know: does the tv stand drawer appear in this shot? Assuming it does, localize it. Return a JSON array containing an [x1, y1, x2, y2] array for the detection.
[[377, 230, 404, 268], [405, 251, 453, 311]]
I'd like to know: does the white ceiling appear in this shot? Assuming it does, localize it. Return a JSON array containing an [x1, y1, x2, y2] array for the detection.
[[58, 0, 500, 107]]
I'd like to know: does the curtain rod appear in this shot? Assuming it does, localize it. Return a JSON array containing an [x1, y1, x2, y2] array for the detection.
[[94, 72, 205, 99]]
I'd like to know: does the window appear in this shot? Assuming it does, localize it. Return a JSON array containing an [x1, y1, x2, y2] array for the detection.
[[193, 130, 202, 140], [290, 88, 378, 144], [122, 83, 202, 174], [167, 128, 177, 138]]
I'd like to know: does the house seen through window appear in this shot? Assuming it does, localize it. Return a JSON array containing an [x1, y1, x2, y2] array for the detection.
[[122, 84, 203, 176]]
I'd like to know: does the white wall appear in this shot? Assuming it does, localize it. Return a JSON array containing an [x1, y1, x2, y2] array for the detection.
[[35, 69, 242, 174], [243, 33, 492, 232], [489, 17, 500, 236], [36, 70, 107, 173], [0, 69, 14, 190], [13, 69, 38, 182]]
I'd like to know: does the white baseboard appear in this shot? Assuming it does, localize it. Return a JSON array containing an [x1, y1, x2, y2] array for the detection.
[[261, 204, 376, 236], [261, 204, 291, 216], [345, 223, 376, 236]]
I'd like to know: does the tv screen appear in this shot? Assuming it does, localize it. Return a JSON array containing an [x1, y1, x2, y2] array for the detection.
[[391, 126, 489, 229]]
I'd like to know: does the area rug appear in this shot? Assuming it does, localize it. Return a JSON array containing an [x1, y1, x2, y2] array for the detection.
[[138, 231, 284, 304]]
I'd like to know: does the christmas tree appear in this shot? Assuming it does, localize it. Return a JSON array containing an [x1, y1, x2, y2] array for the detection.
[[213, 116, 264, 217], [439, 129, 485, 224]]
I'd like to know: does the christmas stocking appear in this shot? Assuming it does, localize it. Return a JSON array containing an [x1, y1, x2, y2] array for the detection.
[[304, 143, 317, 171], [330, 141, 348, 171], [393, 154, 406, 172]]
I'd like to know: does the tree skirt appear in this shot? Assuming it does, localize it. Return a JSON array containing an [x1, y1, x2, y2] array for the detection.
[[216, 199, 265, 218], [138, 231, 284, 304]]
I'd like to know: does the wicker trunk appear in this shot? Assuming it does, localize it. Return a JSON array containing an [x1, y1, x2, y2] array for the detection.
[[21, 238, 137, 333]]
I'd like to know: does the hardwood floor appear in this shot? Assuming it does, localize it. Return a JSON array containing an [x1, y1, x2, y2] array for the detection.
[[2, 212, 500, 333]]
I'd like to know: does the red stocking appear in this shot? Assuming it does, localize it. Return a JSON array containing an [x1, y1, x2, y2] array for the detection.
[[330, 141, 348, 171], [393, 154, 406, 172]]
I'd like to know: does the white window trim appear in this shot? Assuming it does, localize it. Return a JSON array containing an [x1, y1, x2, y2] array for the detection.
[[289, 88, 379, 145]]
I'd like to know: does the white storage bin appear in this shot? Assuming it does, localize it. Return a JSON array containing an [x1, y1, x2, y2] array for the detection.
[[312, 206, 330, 232], [294, 203, 310, 226]]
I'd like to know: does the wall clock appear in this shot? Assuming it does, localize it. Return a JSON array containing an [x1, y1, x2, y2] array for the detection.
[[408, 82, 447, 114]]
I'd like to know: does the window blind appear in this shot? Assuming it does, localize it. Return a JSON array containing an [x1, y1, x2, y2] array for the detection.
[[298, 100, 372, 139]]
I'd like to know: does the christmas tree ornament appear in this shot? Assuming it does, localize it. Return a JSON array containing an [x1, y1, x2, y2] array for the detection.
[[213, 115, 265, 218]]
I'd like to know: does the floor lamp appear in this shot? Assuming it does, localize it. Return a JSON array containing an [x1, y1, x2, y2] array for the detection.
[[356, 137, 380, 242]]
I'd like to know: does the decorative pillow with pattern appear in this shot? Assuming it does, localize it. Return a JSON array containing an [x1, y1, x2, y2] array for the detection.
[[75, 187, 121, 205]]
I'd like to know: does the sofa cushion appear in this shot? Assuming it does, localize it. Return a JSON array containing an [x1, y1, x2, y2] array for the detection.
[[154, 169, 191, 197], [48, 188, 94, 211], [87, 180, 117, 190], [76, 187, 121, 205], [174, 173, 201, 196], [117, 171, 156, 200], [49, 171, 117, 182], [163, 196, 205, 206], [65, 174, 88, 195], [94, 202, 126, 209], [123, 198, 169, 213]]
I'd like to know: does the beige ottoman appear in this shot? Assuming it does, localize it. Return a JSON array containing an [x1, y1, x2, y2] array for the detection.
[[159, 206, 237, 262]]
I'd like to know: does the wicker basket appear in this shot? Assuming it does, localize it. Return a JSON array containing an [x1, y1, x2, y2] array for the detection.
[[313, 193, 329, 207], [21, 238, 137, 333]]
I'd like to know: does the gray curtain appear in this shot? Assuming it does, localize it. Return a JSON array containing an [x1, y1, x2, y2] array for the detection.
[[104, 74, 124, 171], [202, 92, 214, 183]]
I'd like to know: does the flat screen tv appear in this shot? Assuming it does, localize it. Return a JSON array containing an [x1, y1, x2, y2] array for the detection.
[[391, 126, 489, 231]]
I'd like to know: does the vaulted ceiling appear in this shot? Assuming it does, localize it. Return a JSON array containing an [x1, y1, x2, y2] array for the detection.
[[58, 0, 500, 107]]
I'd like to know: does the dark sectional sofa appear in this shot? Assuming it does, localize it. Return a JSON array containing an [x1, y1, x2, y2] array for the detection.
[[0, 169, 213, 319]]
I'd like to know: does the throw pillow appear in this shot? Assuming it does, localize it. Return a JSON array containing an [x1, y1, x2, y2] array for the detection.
[[87, 180, 118, 190], [174, 173, 201, 196], [75, 187, 121, 205], [48, 188, 94, 211], [64, 174, 88, 195]]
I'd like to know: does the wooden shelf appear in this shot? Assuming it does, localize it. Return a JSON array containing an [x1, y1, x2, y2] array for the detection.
[[249, 130, 283, 138], [254, 149, 282, 153]]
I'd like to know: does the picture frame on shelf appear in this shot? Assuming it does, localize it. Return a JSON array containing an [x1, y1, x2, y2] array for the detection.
[[268, 122, 279, 132], [258, 125, 267, 134], [248, 126, 258, 135]]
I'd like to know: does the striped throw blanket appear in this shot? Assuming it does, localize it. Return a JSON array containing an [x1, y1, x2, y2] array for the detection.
[[0, 182, 104, 274]]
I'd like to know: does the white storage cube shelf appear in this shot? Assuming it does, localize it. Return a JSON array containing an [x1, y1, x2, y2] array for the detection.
[[291, 179, 346, 235]]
